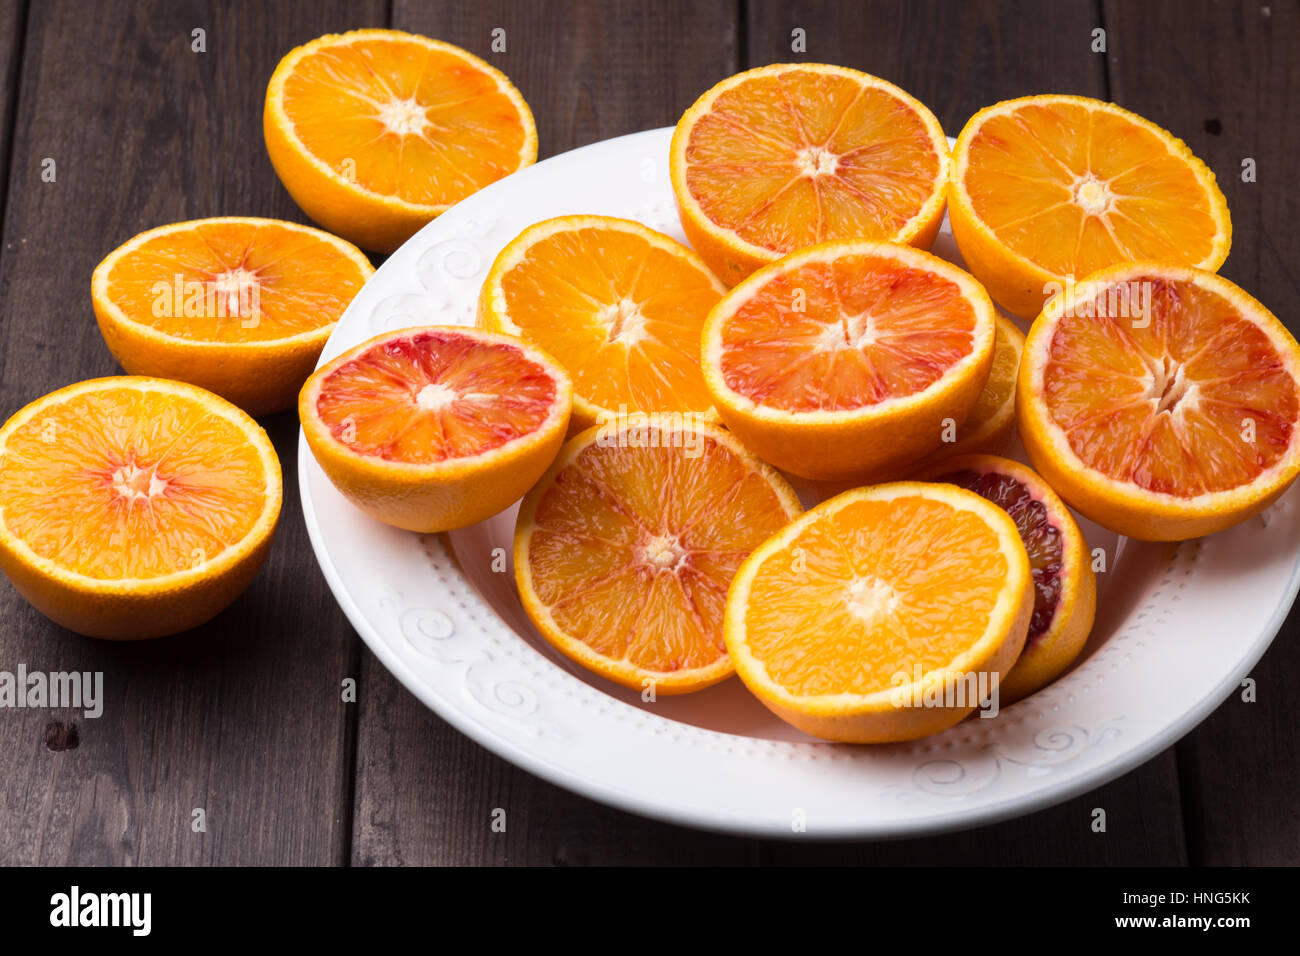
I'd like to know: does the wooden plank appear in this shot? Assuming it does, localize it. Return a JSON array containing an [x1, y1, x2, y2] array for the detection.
[[350, 0, 754, 865], [1102, 0, 1300, 866], [0, 0, 385, 865], [0, 0, 23, 214], [394, 0, 742, 160], [744, 0, 1107, 136], [745, 0, 1189, 865]]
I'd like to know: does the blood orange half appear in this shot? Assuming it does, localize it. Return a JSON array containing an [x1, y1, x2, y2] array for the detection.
[[915, 454, 1096, 703], [671, 64, 951, 285], [300, 326, 571, 532], [1018, 263, 1300, 540], [515, 417, 801, 693], [701, 240, 996, 481]]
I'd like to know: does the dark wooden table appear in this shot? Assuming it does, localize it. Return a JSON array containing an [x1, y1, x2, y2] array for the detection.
[[0, 0, 1295, 866]]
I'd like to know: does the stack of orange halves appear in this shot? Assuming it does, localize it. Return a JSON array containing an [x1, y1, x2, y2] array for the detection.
[[4, 31, 1298, 746]]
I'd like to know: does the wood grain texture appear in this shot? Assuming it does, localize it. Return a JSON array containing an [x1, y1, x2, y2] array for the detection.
[[744, 0, 1107, 135], [0, 0, 24, 219], [1103, 0, 1300, 866], [349, 0, 751, 866], [0, 0, 385, 865], [394, 0, 741, 158]]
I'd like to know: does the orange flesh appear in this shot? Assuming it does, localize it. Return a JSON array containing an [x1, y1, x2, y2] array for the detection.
[[527, 433, 793, 673], [744, 496, 1010, 695], [684, 70, 941, 253], [719, 255, 977, 411], [281, 37, 528, 206], [1042, 276, 1298, 496], [964, 102, 1221, 275], [0, 388, 269, 579], [315, 330, 559, 464], [959, 320, 1019, 435], [499, 227, 723, 413], [103, 221, 368, 341]]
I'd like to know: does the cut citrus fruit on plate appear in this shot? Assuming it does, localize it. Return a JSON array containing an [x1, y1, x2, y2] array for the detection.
[[949, 94, 1231, 319], [1018, 263, 1300, 541], [92, 217, 374, 416], [265, 29, 537, 253], [913, 314, 1025, 468], [671, 64, 951, 285], [701, 239, 996, 481], [725, 482, 1033, 742], [0, 377, 282, 639], [914, 454, 1096, 704], [301, 325, 571, 533], [478, 215, 727, 429], [514, 416, 801, 694]]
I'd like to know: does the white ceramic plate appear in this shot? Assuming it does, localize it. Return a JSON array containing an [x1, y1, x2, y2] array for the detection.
[[299, 127, 1300, 839]]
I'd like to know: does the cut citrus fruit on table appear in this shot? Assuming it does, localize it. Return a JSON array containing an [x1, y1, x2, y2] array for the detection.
[[701, 239, 996, 481], [301, 325, 571, 533], [671, 64, 951, 285], [478, 216, 727, 430], [914, 454, 1096, 704], [913, 314, 1025, 468], [515, 416, 801, 694], [264, 28, 537, 253], [0, 377, 282, 639], [725, 482, 1032, 742], [1018, 263, 1300, 541], [949, 94, 1231, 319], [92, 217, 374, 416]]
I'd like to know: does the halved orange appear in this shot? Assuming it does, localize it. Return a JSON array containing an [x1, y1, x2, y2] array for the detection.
[[301, 326, 571, 532], [950, 94, 1231, 319], [265, 29, 537, 253], [92, 217, 374, 416], [914, 454, 1096, 704], [1018, 263, 1300, 540], [671, 64, 951, 285], [515, 416, 801, 694], [478, 216, 727, 429], [701, 240, 996, 481], [725, 482, 1033, 742], [0, 377, 282, 639], [913, 314, 1025, 468]]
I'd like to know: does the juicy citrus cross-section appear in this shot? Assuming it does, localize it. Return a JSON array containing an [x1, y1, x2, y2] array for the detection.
[[265, 29, 537, 253], [92, 217, 374, 416], [916, 454, 1095, 703], [702, 240, 996, 481], [1018, 263, 1300, 540], [950, 94, 1231, 318], [672, 64, 951, 285], [0, 377, 282, 639], [725, 482, 1033, 742], [301, 326, 572, 533], [479, 216, 727, 429], [515, 417, 801, 694]]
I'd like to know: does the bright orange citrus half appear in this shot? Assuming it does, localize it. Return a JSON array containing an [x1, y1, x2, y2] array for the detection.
[[301, 325, 571, 532], [702, 240, 996, 481], [950, 94, 1231, 318], [265, 29, 537, 253], [1018, 263, 1300, 540], [0, 377, 282, 639], [515, 417, 801, 694], [479, 216, 726, 429], [725, 482, 1033, 742], [92, 217, 374, 416], [913, 314, 1025, 468], [671, 64, 951, 285]]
